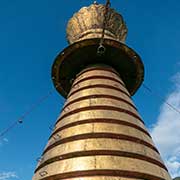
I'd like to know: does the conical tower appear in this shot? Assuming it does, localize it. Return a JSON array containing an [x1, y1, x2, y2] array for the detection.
[[32, 2, 172, 180]]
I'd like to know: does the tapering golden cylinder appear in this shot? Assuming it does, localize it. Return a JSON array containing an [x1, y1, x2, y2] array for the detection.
[[33, 65, 171, 180]]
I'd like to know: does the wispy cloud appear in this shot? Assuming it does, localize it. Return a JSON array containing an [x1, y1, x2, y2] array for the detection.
[[0, 172, 18, 180], [0, 138, 8, 147], [150, 72, 180, 178]]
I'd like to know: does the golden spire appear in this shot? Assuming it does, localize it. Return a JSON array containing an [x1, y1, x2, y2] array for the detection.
[[32, 2, 172, 180]]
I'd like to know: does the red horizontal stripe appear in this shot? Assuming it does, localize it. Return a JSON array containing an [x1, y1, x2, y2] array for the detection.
[[56, 105, 144, 125], [72, 75, 126, 90], [51, 118, 150, 140], [64, 94, 137, 111], [68, 84, 130, 99], [43, 133, 159, 155], [36, 169, 167, 180], [76, 66, 120, 79], [35, 150, 167, 173]]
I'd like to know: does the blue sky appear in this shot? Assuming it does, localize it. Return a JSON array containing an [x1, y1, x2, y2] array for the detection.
[[0, 0, 180, 179]]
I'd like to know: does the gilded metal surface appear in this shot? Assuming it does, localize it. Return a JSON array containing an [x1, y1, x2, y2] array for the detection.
[[46, 123, 153, 148], [55, 109, 146, 132], [33, 66, 171, 180], [33, 157, 170, 180], [66, 4, 127, 44], [61, 178, 145, 180], [59, 99, 139, 121], [52, 38, 144, 97], [41, 139, 163, 166]]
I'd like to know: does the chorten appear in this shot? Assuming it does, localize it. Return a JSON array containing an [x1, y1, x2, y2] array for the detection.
[[32, 2, 172, 180]]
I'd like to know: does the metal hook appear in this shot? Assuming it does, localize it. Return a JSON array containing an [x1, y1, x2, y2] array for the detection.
[[97, 45, 106, 56]]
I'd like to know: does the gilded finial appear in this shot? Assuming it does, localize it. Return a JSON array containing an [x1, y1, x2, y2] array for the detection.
[[66, 3, 127, 44]]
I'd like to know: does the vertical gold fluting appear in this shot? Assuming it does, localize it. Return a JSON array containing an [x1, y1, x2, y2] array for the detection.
[[33, 65, 171, 180], [32, 2, 172, 180]]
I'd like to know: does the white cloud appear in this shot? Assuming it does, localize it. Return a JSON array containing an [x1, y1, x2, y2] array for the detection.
[[0, 172, 18, 180], [150, 72, 180, 178]]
